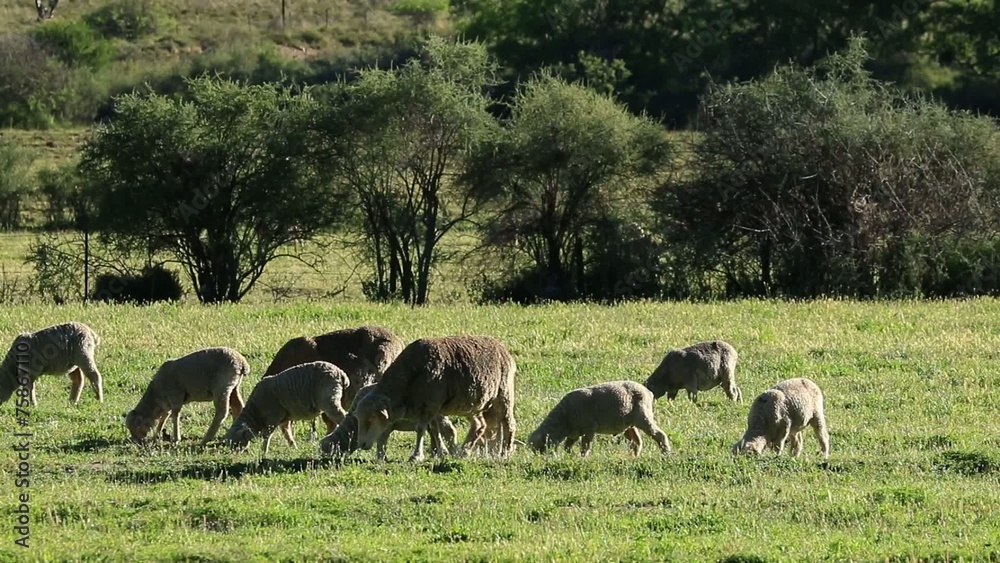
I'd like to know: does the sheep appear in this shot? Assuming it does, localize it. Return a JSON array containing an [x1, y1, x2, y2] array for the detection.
[[351, 335, 517, 462], [319, 383, 458, 459], [222, 361, 350, 457], [644, 340, 741, 403], [731, 377, 830, 459], [0, 322, 103, 407], [125, 347, 249, 445], [263, 325, 404, 444], [527, 380, 672, 457]]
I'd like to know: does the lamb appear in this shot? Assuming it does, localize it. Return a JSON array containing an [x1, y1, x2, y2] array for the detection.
[[527, 380, 672, 457], [731, 377, 830, 459], [318, 383, 458, 459], [222, 361, 350, 457], [263, 325, 404, 443], [0, 322, 103, 407], [644, 340, 741, 403], [351, 335, 517, 462], [125, 347, 249, 445]]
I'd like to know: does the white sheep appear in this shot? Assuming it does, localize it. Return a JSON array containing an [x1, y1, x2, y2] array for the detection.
[[263, 325, 404, 443], [0, 321, 103, 407], [732, 377, 830, 459], [125, 347, 249, 445], [527, 380, 672, 457], [319, 383, 458, 459], [644, 340, 741, 403], [351, 335, 517, 462], [222, 361, 349, 457]]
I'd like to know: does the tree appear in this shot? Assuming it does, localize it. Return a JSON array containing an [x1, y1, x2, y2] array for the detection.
[[79, 77, 346, 303], [464, 73, 672, 302], [319, 37, 496, 305], [657, 38, 1000, 299], [0, 141, 34, 230]]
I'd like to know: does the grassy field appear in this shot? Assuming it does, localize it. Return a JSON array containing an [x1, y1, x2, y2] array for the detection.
[[1, 299, 999, 561]]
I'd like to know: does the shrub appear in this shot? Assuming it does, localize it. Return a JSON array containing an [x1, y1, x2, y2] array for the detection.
[[36, 164, 83, 229], [30, 20, 112, 71], [0, 141, 34, 230], [0, 33, 67, 128], [91, 265, 184, 304], [84, 0, 162, 40]]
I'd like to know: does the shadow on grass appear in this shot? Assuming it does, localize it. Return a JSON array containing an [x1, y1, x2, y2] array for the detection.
[[48, 437, 124, 454], [106, 456, 364, 484]]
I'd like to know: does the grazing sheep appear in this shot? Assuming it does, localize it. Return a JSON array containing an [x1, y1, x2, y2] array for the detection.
[[732, 377, 830, 459], [352, 335, 517, 462], [263, 326, 404, 443], [222, 361, 349, 457], [644, 340, 741, 403], [0, 322, 103, 407], [527, 381, 672, 457], [318, 383, 458, 459], [125, 347, 249, 445]]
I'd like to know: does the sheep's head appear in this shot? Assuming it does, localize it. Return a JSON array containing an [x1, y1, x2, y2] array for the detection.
[[222, 421, 254, 451], [319, 415, 358, 456], [731, 436, 767, 456], [642, 375, 668, 400], [353, 391, 392, 451], [125, 410, 155, 442], [526, 428, 551, 454]]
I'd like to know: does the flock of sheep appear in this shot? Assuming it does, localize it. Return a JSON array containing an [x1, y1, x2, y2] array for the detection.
[[0, 321, 831, 461]]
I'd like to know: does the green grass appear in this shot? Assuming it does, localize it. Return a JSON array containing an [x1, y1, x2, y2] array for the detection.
[[1, 299, 1000, 560]]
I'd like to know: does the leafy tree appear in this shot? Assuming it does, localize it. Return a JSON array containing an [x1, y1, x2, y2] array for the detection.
[[658, 38, 1000, 299], [319, 37, 496, 305], [465, 73, 672, 301], [79, 77, 346, 303], [0, 141, 34, 230]]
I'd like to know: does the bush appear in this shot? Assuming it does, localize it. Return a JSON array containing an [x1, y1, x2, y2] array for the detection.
[[36, 164, 83, 229], [659, 38, 1000, 299], [393, 0, 450, 17], [0, 141, 34, 230], [30, 20, 112, 71], [91, 266, 184, 304], [0, 33, 68, 128], [84, 0, 162, 40]]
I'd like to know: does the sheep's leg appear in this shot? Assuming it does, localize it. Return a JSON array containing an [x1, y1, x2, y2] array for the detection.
[[498, 405, 516, 459], [461, 414, 488, 456], [437, 417, 459, 456], [410, 421, 428, 462], [152, 412, 169, 439], [790, 432, 804, 458], [686, 386, 699, 404], [307, 417, 318, 441], [228, 386, 244, 419], [68, 367, 85, 404], [376, 429, 391, 461], [634, 414, 673, 455], [79, 357, 104, 403], [279, 422, 297, 448], [579, 434, 595, 457], [320, 411, 340, 434], [170, 409, 182, 443], [28, 379, 37, 407], [261, 431, 274, 458], [812, 414, 831, 459], [623, 427, 643, 458], [724, 381, 742, 403], [563, 436, 578, 453], [666, 389, 679, 401], [428, 420, 445, 458], [201, 395, 230, 445], [773, 421, 790, 455]]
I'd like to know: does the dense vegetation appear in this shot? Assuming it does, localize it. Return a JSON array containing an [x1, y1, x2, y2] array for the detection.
[[1, 2, 999, 304]]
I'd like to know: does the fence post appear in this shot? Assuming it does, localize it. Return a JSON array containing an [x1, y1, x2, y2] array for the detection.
[[83, 228, 90, 304]]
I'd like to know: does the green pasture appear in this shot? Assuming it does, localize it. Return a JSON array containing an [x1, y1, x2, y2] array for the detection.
[[0, 300, 998, 561]]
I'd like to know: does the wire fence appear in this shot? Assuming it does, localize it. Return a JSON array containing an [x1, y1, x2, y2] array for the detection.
[[0, 231, 476, 304]]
